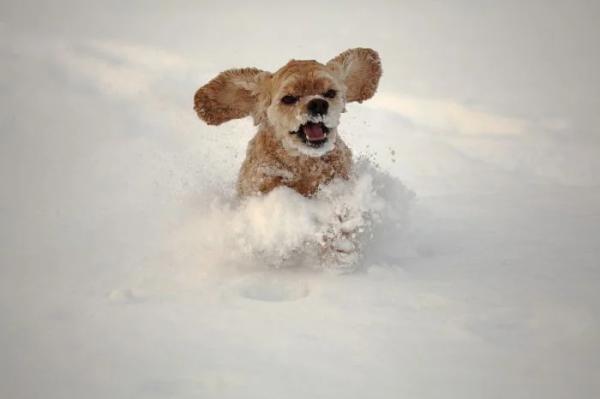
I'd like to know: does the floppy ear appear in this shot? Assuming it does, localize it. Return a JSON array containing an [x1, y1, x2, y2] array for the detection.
[[194, 68, 271, 126], [326, 48, 382, 103]]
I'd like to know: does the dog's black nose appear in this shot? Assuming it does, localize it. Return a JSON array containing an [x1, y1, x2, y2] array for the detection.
[[307, 98, 329, 116]]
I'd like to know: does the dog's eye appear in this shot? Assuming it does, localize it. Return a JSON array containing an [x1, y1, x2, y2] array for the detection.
[[281, 95, 299, 105], [323, 89, 337, 99]]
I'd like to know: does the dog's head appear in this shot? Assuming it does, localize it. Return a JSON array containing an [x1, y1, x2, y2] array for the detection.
[[194, 48, 381, 157]]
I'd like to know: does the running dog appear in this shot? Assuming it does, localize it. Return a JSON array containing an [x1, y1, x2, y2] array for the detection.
[[194, 48, 382, 197]]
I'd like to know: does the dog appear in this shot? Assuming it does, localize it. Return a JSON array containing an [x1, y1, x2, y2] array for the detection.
[[194, 48, 382, 197]]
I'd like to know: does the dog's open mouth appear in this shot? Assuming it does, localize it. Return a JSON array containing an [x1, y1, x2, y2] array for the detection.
[[290, 122, 330, 147]]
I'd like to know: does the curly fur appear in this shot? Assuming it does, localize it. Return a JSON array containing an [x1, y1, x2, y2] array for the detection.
[[194, 48, 382, 197]]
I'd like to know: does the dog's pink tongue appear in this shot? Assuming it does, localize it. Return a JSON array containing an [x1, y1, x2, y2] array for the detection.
[[303, 123, 325, 141]]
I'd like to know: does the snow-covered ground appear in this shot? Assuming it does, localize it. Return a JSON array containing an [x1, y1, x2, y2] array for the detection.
[[1, 1, 599, 398]]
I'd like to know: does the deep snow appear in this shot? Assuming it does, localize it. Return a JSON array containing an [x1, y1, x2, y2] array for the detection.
[[1, 1, 600, 398]]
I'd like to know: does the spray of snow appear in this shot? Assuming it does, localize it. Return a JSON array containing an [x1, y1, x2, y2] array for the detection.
[[169, 159, 413, 277]]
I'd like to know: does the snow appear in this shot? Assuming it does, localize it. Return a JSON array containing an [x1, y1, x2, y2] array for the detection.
[[184, 159, 411, 271], [1, 1, 600, 398]]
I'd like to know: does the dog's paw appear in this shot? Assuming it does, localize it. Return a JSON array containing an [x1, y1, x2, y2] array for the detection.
[[332, 237, 355, 253], [318, 235, 361, 272], [339, 216, 363, 235]]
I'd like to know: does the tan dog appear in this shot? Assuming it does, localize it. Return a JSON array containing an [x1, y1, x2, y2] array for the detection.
[[194, 48, 382, 197]]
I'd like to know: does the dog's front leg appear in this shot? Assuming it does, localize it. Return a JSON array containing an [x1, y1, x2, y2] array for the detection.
[[238, 165, 295, 196], [318, 210, 363, 270]]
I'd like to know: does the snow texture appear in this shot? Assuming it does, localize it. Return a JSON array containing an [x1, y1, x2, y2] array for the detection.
[[1, 1, 600, 399]]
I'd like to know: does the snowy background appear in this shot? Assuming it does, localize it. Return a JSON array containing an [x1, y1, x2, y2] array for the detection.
[[1, 1, 600, 398]]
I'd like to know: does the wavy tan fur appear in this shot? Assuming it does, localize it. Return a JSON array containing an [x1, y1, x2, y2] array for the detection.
[[326, 48, 382, 103]]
